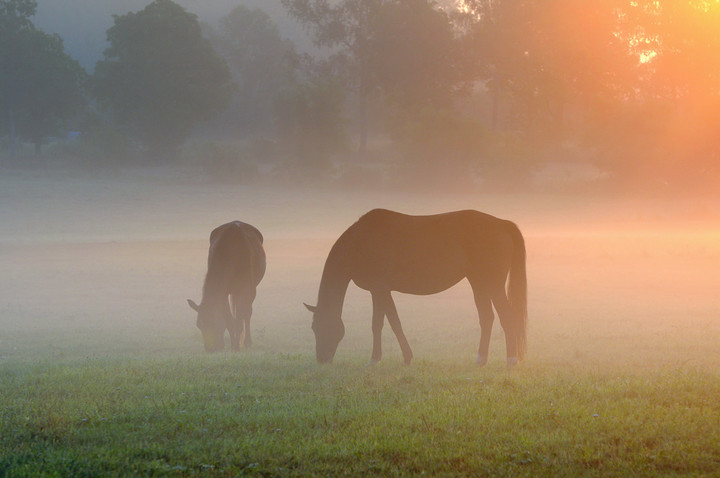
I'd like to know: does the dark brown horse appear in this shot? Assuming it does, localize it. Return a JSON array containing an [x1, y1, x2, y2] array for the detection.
[[188, 221, 266, 352], [305, 209, 527, 366]]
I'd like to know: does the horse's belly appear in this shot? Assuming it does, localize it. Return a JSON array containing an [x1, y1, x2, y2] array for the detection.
[[392, 273, 465, 295], [353, 261, 466, 295]]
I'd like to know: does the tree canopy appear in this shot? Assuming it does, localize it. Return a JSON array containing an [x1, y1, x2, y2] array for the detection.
[[211, 5, 299, 135], [93, 0, 234, 160], [0, 0, 86, 157], [282, 0, 461, 156], [3, 0, 720, 190]]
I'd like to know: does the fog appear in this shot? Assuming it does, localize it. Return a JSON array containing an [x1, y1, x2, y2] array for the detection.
[[33, 0, 306, 70], [2, 168, 718, 369]]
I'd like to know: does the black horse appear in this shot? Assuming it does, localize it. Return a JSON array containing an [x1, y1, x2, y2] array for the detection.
[[188, 221, 266, 352], [305, 209, 527, 366]]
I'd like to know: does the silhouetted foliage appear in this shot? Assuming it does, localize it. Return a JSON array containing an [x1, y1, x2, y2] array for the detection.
[[93, 0, 234, 161], [0, 0, 86, 158], [282, 0, 461, 159], [391, 108, 488, 188], [3, 0, 720, 190], [462, 0, 635, 135], [275, 77, 347, 172], [372, 0, 461, 113], [211, 5, 299, 135]]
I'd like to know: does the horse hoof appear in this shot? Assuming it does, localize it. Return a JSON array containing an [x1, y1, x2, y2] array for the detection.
[[368, 358, 379, 367], [506, 357, 518, 368], [476, 355, 488, 367]]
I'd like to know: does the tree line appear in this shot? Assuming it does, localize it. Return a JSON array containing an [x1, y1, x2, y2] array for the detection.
[[1, 0, 719, 190]]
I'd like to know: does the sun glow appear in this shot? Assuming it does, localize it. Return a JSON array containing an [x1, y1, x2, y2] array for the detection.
[[639, 51, 657, 63]]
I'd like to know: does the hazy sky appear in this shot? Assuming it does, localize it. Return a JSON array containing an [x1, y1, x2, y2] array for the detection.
[[33, 0, 306, 71]]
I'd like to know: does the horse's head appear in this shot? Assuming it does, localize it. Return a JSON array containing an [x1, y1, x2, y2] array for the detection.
[[187, 299, 226, 352], [305, 303, 345, 363]]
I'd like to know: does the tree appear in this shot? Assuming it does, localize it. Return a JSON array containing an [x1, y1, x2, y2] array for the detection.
[[462, 0, 634, 136], [1, 0, 86, 158], [0, 0, 34, 30], [212, 5, 298, 135], [372, 0, 461, 113], [615, 0, 720, 187], [282, 0, 461, 158], [282, 0, 382, 157], [93, 0, 234, 161], [275, 76, 347, 172], [628, 0, 720, 98]]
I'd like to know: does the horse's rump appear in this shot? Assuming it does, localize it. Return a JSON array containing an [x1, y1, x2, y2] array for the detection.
[[205, 221, 266, 297]]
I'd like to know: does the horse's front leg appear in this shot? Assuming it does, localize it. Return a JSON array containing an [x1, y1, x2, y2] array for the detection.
[[370, 291, 385, 365], [384, 292, 413, 365], [228, 294, 243, 351]]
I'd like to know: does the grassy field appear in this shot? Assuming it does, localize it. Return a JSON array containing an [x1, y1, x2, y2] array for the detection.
[[1, 170, 720, 476]]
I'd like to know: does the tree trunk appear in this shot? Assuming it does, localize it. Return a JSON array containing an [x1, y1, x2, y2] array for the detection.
[[491, 82, 499, 131], [358, 93, 367, 159], [555, 98, 565, 144], [8, 109, 16, 161]]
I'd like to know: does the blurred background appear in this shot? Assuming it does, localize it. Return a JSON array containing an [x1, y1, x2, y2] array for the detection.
[[2, 0, 719, 194]]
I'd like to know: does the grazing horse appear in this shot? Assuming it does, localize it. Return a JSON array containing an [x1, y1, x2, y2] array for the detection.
[[188, 221, 266, 352], [305, 209, 527, 366]]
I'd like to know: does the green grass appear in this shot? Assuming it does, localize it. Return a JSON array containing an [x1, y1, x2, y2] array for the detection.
[[3, 350, 719, 477], [2, 174, 720, 476]]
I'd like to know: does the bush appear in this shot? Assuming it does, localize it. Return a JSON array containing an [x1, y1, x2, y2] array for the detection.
[[46, 126, 137, 167], [181, 140, 258, 183], [274, 78, 347, 175], [389, 108, 488, 189]]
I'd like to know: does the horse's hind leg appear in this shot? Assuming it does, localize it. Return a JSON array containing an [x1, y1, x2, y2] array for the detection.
[[490, 286, 518, 367], [239, 287, 256, 348], [229, 294, 243, 351], [470, 282, 494, 366], [383, 292, 413, 365]]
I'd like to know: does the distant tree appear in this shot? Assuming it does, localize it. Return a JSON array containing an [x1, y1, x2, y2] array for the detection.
[[627, 0, 720, 98], [371, 0, 460, 113], [212, 5, 298, 135], [0, 0, 34, 28], [93, 0, 234, 161], [0, 0, 86, 158], [275, 76, 347, 171], [281, 0, 461, 158], [281, 0, 382, 157], [613, 0, 720, 187], [462, 0, 634, 136]]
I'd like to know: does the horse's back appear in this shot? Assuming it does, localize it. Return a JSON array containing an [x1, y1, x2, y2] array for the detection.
[[340, 209, 516, 294], [356, 208, 507, 229], [208, 221, 266, 288], [352, 209, 512, 247]]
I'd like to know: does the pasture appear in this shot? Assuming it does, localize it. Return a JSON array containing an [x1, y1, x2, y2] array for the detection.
[[1, 169, 719, 476]]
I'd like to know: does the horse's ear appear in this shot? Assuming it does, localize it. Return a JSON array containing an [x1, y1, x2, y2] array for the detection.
[[304, 303, 317, 313], [187, 299, 200, 312]]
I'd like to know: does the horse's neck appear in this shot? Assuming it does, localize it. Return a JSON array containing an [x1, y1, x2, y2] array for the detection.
[[317, 253, 351, 320], [201, 270, 228, 307]]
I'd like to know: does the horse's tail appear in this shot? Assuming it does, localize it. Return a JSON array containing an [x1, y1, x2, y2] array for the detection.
[[506, 221, 527, 361]]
